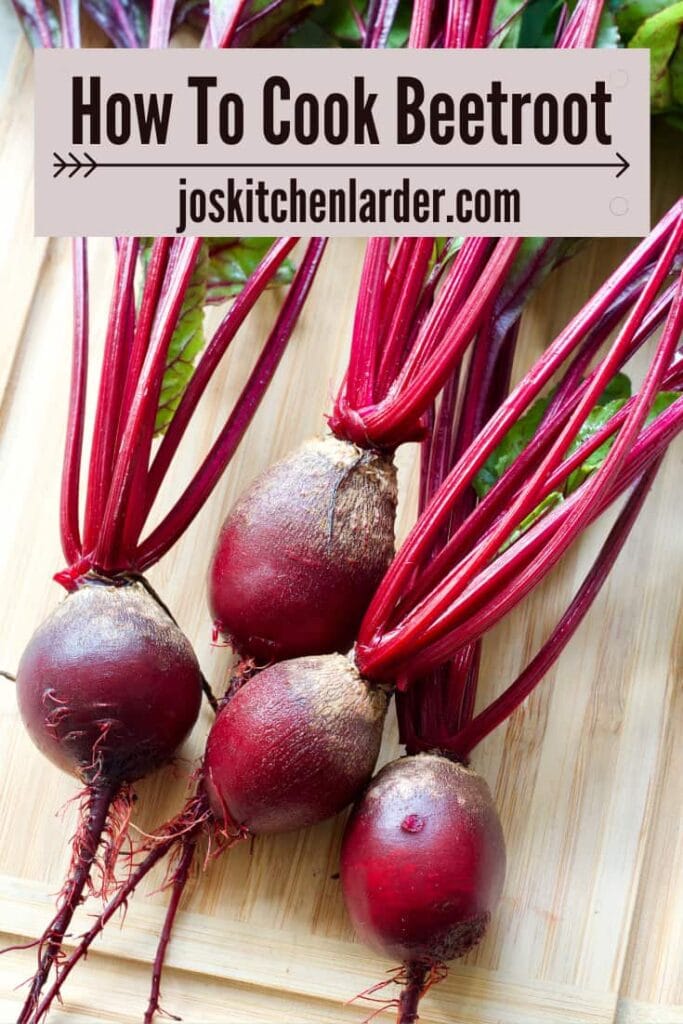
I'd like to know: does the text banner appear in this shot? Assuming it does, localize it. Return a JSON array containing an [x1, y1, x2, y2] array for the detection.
[[35, 47, 650, 237]]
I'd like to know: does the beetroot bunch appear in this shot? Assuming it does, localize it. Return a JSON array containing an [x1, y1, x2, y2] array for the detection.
[[29, 199, 682, 1024], [7, 1, 683, 1023]]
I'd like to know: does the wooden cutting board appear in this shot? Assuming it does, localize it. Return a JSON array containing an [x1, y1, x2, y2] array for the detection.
[[0, 33, 681, 1024]]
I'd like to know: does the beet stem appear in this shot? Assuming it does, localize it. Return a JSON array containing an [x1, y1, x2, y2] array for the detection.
[[548, 267, 665, 415], [123, 239, 171, 411], [202, 0, 252, 48], [143, 236, 299, 520], [136, 238, 327, 569], [373, 233, 681, 672], [117, 238, 173, 553], [148, 0, 174, 47], [83, 238, 138, 556], [395, 397, 683, 680], [15, 0, 54, 46], [347, 238, 391, 410], [388, 283, 675, 632], [434, 255, 681, 655], [396, 239, 493, 389], [58, 0, 80, 46], [17, 783, 116, 1024], [444, 0, 471, 47], [396, 963, 428, 1024], [398, 315, 519, 755], [330, 237, 500, 448], [356, 203, 682, 662], [59, 238, 89, 566], [407, 0, 434, 47], [365, 238, 519, 447], [470, 0, 496, 46], [105, 0, 139, 47], [376, 239, 434, 398], [451, 458, 663, 756], [94, 239, 203, 570], [364, 0, 401, 47], [418, 397, 683, 668], [143, 834, 197, 1024], [560, 0, 604, 48]]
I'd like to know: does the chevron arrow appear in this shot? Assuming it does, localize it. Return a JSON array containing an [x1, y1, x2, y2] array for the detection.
[[53, 151, 98, 179]]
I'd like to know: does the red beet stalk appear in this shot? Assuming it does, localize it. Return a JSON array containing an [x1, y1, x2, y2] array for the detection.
[[449, 455, 664, 757], [357, 203, 683, 669]]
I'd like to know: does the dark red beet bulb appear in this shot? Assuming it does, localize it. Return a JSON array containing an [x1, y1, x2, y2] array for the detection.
[[17, 581, 203, 784], [340, 754, 506, 967], [203, 654, 388, 833], [208, 436, 397, 662]]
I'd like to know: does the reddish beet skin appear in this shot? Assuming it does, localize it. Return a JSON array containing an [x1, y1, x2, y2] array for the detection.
[[203, 654, 388, 834], [17, 581, 202, 784], [208, 436, 397, 662], [340, 754, 506, 965]]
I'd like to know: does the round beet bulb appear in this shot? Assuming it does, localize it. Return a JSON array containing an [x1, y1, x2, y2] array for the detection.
[[340, 754, 506, 966], [208, 436, 397, 662], [203, 654, 388, 833], [17, 581, 202, 784]]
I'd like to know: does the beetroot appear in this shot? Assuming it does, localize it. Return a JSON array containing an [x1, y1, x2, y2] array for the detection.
[[17, 581, 202, 784], [12, 579, 202, 1023], [203, 654, 388, 833], [5, 220, 325, 1019], [5, 221, 325, 1019], [27, 651, 390, 1023], [209, 436, 397, 661], [341, 754, 505, 1019]]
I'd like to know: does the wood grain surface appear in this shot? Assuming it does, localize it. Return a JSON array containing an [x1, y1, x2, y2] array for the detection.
[[0, 32, 681, 1024]]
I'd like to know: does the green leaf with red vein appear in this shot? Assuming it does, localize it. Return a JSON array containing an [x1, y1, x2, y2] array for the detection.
[[475, 373, 679, 551], [207, 237, 295, 302], [141, 237, 295, 434]]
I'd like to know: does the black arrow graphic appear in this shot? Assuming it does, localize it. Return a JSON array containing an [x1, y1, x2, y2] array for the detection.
[[53, 151, 98, 178], [613, 152, 630, 178], [52, 150, 630, 179]]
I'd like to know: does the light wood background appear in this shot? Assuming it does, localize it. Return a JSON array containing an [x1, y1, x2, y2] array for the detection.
[[0, 31, 682, 1024]]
